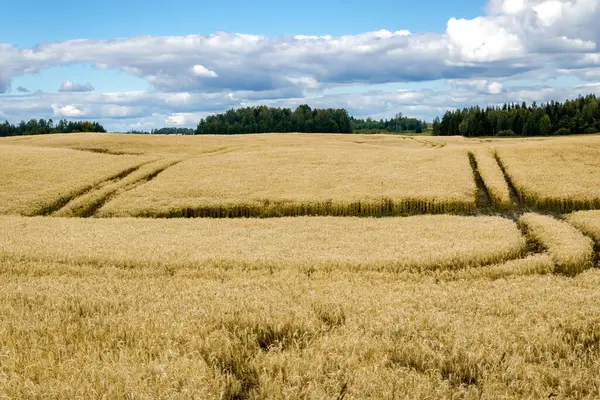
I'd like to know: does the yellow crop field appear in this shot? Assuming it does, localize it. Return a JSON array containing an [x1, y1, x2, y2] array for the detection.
[[0, 144, 149, 216], [0, 215, 525, 272], [495, 136, 600, 212], [97, 146, 477, 218], [1, 258, 600, 399], [0, 132, 599, 399]]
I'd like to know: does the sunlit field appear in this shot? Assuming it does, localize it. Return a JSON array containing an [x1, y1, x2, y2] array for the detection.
[[1, 132, 599, 399]]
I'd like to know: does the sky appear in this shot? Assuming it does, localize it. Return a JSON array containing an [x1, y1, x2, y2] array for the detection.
[[1, 0, 600, 131]]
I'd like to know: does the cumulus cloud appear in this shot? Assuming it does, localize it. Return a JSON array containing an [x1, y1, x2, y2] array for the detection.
[[449, 79, 505, 94], [165, 112, 209, 126], [59, 80, 94, 92], [191, 64, 218, 78], [446, 17, 524, 62], [16, 86, 30, 93], [51, 104, 85, 117], [488, 82, 504, 94]]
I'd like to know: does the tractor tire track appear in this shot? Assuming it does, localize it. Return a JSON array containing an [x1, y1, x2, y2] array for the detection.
[[53, 159, 182, 218], [36, 161, 152, 216]]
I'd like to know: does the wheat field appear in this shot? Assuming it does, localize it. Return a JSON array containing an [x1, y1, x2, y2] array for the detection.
[[97, 146, 477, 218], [0, 132, 599, 399], [567, 210, 600, 243], [495, 136, 600, 212], [1, 259, 600, 399], [0, 215, 525, 272], [0, 144, 150, 216]]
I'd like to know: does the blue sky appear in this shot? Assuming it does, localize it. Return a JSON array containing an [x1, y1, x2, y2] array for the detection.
[[1, 0, 600, 131], [3, 0, 483, 45]]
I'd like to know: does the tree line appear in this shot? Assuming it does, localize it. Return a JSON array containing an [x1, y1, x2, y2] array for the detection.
[[351, 113, 427, 133], [195, 105, 430, 134], [196, 105, 353, 134], [0, 119, 106, 137], [433, 94, 600, 137]]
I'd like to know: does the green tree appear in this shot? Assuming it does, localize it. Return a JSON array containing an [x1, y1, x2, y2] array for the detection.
[[539, 114, 552, 136]]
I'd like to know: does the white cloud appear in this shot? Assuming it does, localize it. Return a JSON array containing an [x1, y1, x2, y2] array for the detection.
[[191, 64, 218, 78], [449, 79, 505, 94], [165, 112, 206, 126], [286, 76, 320, 89], [488, 81, 504, 94], [51, 104, 85, 117], [59, 80, 94, 92], [534, 1, 564, 26], [446, 17, 524, 62], [503, 0, 526, 14], [1, 2, 597, 96]]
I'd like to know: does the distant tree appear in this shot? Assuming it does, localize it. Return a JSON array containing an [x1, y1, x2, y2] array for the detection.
[[539, 114, 552, 136], [432, 117, 441, 136]]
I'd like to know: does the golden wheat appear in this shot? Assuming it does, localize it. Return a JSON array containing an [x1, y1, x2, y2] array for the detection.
[[1, 133, 599, 399], [1, 258, 599, 399], [566, 210, 600, 245], [496, 136, 600, 212], [0, 215, 525, 272], [435, 253, 555, 281], [98, 146, 477, 218], [519, 213, 595, 276], [0, 132, 476, 156], [0, 145, 149, 216]]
